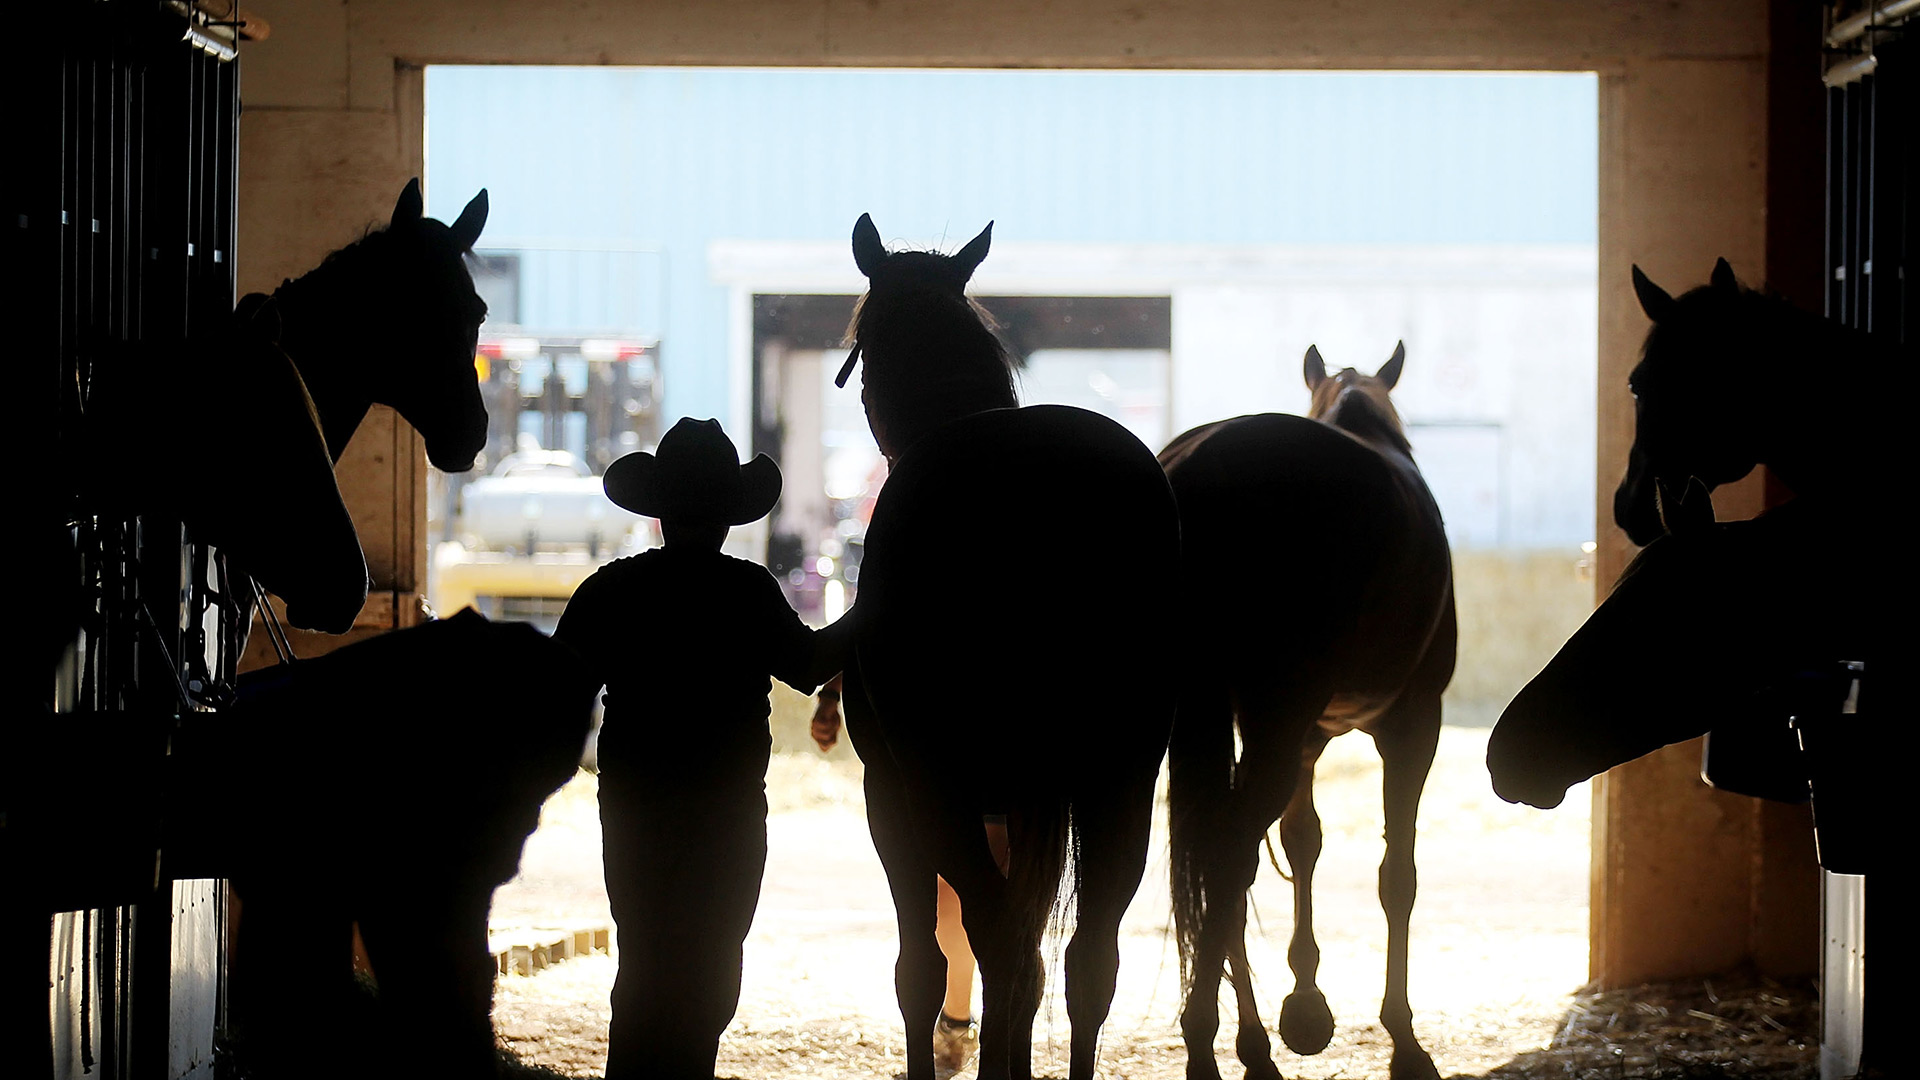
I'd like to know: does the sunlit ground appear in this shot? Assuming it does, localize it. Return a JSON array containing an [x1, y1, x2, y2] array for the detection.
[[489, 724, 1594, 1079]]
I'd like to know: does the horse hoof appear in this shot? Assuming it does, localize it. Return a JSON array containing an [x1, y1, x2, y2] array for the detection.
[[1240, 1055, 1284, 1080], [1278, 990, 1335, 1055], [1389, 1044, 1441, 1080], [1185, 1055, 1226, 1080]]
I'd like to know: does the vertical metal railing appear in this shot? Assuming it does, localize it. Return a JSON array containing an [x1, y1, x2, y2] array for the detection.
[[1828, 28, 1913, 341], [16, 5, 243, 1077]]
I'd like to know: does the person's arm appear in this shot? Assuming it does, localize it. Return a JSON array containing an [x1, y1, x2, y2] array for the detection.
[[802, 601, 858, 691], [551, 574, 612, 697], [759, 568, 854, 694]]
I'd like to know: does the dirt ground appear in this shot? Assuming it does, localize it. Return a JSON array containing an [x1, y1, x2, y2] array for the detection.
[[487, 726, 1817, 1079]]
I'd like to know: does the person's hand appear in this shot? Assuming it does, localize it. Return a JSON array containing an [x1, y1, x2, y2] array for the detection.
[[810, 693, 842, 752]]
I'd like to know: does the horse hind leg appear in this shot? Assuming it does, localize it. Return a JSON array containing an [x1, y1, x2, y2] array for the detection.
[[1374, 691, 1443, 1080], [1277, 727, 1337, 1057], [933, 801, 1024, 1080], [861, 748, 946, 1080], [1225, 910, 1282, 1080], [1063, 767, 1158, 1080], [1185, 686, 1330, 1080]]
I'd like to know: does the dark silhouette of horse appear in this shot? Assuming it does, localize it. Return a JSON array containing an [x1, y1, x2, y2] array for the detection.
[[1488, 481, 1878, 812], [74, 294, 367, 633], [1616, 258, 1911, 545], [1610, 259, 1904, 803], [69, 178, 490, 636], [1496, 426, 1894, 1080], [837, 214, 1181, 1080], [267, 178, 491, 472], [163, 607, 598, 1079], [1160, 344, 1454, 1080]]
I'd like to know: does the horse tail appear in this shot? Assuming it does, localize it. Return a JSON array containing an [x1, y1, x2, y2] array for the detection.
[[1167, 697, 1233, 995], [1008, 795, 1073, 991]]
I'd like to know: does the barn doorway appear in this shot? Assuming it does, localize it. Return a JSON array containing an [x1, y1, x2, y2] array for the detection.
[[423, 66, 1598, 1078]]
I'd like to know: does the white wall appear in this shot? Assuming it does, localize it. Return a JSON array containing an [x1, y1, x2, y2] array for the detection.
[[713, 240, 1596, 549]]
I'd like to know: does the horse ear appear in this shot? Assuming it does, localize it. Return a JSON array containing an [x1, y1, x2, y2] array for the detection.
[[392, 178, 424, 229], [1710, 257, 1739, 293], [1655, 476, 1715, 537], [1632, 265, 1678, 323], [952, 221, 993, 282], [1303, 345, 1327, 391], [449, 189, 489, 251], [1377, 341, 1406, 389], [852, 214, 886, 279]]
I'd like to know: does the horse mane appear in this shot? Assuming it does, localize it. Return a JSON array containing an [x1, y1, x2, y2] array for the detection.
[[280, 218, 477, 296], [1324, 378, 1413, 458]]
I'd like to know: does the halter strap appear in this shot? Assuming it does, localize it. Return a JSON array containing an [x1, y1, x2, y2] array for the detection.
[[834, 342, 862, 388], [249, 574, 298, 666]]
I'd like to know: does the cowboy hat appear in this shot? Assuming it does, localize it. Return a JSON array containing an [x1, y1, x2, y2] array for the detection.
[[603, 418, 782, 526]]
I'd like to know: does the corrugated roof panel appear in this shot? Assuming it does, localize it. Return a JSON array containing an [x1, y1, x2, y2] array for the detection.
[[426, 67, 1596, 421]]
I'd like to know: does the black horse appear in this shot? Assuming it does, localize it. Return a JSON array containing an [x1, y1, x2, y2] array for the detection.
[[1160, 345, 1454, 1080], [267, 177, 491, 473], [74, 293, 367, 634], [838, 214, 1181, 1080], [74, 179, 492, 636], [1610, 259, 1903, 809], [165, 608, 598, 1079], [1616, 258, 1911, 545], [1487, 481, 1881, 811]]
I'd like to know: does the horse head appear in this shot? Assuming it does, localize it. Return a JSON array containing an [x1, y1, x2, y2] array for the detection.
[[1614, 259, 1764, 546], [1303, 342, 1413, 456], [275, 179, 491, 473], [1491, 477, 1724, 807], [849, 212, 992, 302], [1487, 477, 1874, 809], [841, 213, 1015, 462]]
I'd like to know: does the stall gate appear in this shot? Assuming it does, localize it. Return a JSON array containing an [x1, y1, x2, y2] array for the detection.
[[8, 3, 248, 1078], [1820, 5, 1911, 1077]]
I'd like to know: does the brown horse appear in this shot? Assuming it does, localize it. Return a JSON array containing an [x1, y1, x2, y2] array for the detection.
[[1161, 343, 1454, 1080], [838, 213, 1181, 1080]]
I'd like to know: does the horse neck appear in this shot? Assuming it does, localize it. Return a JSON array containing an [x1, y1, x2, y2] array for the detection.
[[272, 261, 374, 462]]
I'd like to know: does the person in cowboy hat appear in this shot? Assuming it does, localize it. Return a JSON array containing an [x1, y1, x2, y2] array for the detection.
[[554, 417, 853, 1080]]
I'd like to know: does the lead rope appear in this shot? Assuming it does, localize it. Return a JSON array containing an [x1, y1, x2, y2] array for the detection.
[[248, 575, 296, 666], [134, 601, 196, 710]]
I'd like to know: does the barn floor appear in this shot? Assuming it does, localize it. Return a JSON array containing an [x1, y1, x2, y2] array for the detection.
[[486, 727, 1818, 1079]]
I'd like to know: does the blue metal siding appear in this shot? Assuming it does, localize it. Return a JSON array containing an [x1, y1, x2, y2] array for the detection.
[[425, 67, 1597, 423]]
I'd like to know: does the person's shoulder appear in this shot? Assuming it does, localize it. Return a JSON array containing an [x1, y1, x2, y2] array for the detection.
[[593, 548, 669, 577], [569, 548, 668, 598], [717, 552, 786, 588]]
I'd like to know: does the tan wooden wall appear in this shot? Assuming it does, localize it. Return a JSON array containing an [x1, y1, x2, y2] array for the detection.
[[235, 0, 1820, 986]]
